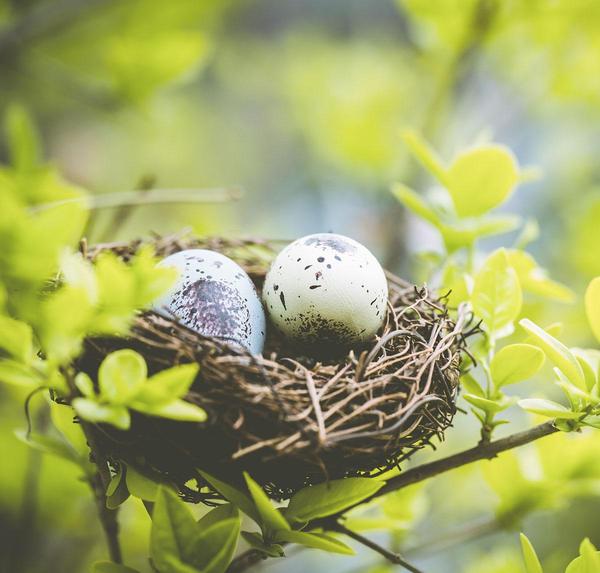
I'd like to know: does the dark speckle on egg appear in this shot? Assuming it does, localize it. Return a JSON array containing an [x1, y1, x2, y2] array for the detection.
[[171, 279, 251, 342]]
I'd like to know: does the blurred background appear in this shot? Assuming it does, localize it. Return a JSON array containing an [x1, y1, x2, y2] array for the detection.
[[2, 1, 600, 572]]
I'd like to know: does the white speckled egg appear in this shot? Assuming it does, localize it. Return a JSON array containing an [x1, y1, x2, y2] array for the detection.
[[263, 233, 388, 346], [153, 250, 266, 354]]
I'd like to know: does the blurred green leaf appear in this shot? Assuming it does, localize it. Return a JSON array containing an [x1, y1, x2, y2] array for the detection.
[[520, 533, 543, 573], [72, 398, 131, 430], [244, 472, 290, 535], [0, 315, 33, 363], [273, 530, 354, 555], [199, 472, 259, 524], [98, 349, 147, 404], [519, 319, 586, 390], [131, 399, 206, 422], [285, 478, 384, 523], [241, 531, 284, 557], [490, 344, 545, 388], [138, 363, 199, 404], [472, 249, 522, 337], [464, 393, 514, 414], [585, 277, 600, 345], [445, 145, 520, 217], [5, 103, 41, 173], [93, 562, 140, 573], [125, 465, 159, 501], [185, 517, 240, 573], [106, 465, 130, 509], [518, 398, 581, 420], [0, 360, 43, 387]]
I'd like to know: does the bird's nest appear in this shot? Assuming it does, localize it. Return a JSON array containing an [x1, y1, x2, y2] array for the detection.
[[74, 235, 472, 502]]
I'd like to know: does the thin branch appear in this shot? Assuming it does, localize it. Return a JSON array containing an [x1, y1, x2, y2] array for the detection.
[[331, 523, 425, 573]]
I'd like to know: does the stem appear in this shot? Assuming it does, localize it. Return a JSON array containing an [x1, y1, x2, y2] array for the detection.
[[331, 523, 425, 573]]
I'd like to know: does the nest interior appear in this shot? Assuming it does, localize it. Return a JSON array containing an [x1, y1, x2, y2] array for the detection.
[[76, 235, 470, 501]]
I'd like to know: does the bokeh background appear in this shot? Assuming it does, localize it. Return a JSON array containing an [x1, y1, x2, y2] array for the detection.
[[2, 1, 600, 572]]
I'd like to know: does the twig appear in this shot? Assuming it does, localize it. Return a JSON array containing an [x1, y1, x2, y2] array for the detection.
[[331, 523, 425, 573]]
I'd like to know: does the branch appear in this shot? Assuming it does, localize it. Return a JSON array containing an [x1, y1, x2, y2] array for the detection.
[[330, 523, 425, 573]]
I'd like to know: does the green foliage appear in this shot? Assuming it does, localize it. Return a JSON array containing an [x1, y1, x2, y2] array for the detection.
[[73, 350, 204, 430], [519, 534, 600, 573], [150, 487, 240, 573]]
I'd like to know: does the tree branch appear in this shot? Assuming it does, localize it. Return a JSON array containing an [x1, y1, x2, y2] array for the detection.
[[330, 523, 425, 573], [228, 421, 558, 573]]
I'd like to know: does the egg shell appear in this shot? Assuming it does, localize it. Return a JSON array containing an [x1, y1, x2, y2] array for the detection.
[[153, 249, 266, 354], [263, 233, 388, 346]]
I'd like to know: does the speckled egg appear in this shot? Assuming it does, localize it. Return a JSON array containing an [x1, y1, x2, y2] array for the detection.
[[263, 233, 388, 346], [153, 250, 266, 354]]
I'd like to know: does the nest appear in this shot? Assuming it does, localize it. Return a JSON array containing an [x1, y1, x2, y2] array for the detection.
[[75, 235, 471, 502]]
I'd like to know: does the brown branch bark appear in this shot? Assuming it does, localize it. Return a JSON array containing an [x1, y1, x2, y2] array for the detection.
[[331, 523, 425, 573]]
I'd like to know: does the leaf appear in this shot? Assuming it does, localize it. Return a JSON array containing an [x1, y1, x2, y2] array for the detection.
[[519, 319, 586, 390], [402, 130, 449, 185], [506, 250, 574, 303], [566, 539, 600, 573], [518, 398, 582, 420], [0, 315, 33, 363], [98, 349, 147, 404], [460, 372, 485, 397], [5, 103, 40, 172], [199, 472, 260, 524], [75, 372, 95, 398], [93, 562, 140, 573], [244, 472, 290, 534], [463, 393, 514, 414], [50, 402, 89, 457], [15, 430, 79, 464], [198, 504, 239, 529], [391, 183, 442, 227], [140, 363, 199, 404], [471, 249, 522, 336], [520, 533, 543, 573], [125, 465, 159, 501], [585, 278, 600, 345], [273, 530, 355, 555], [0, 360, 43, 387], [285, 478, 384, 523], [490, 344, 545, 388], [72, 398, 131, 430], [446, 145, 520, 217], [131, 399, 206, 422], [151, 487, 198, 572], [241, 531, 284, 557], [185, 518, 241, 573], [106, 465, 130, 509]]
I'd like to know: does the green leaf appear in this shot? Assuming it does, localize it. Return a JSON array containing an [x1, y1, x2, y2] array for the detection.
[[130, 399, 206, 422], [240, 531, 284, 557], [566, 539, 600, 573], [5, 103, 40, 172], [185, 518, 241, 573], [125, 465, 159, 501], [99, 349, 147, 404], [106, 465, 130, 509], [490, 344, 545, 388], [506, 250, 574, 303], [402, 130, 449, 185], [72, 398, 131, 430], [15, 430, 79, 464], [198, 504, 239, 529], [0, 315, 33, 363], [518, 398, 582, 420], [460, 372, 485, 397], [0, 360, 43, 387], [585, 278, 600, 345], [571, 350, 598, 393], [140, 363, 199, 404], [463, 393, 514, 414], [93, 562, 140, 573], [446, 145, 519, 217], [50, 402, 89, 457], [285, 478, 385, 523], [472, 249, 522, 337], [520, 533, 543, 573], [75, 372, 95, 398], [244, 472, 290, 534], [519, 319, 586, 390], [151, 487, 198, 572], [391, 183, 442, 227], [199, 472, 260, 524], [273, 530, 355, 555]]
